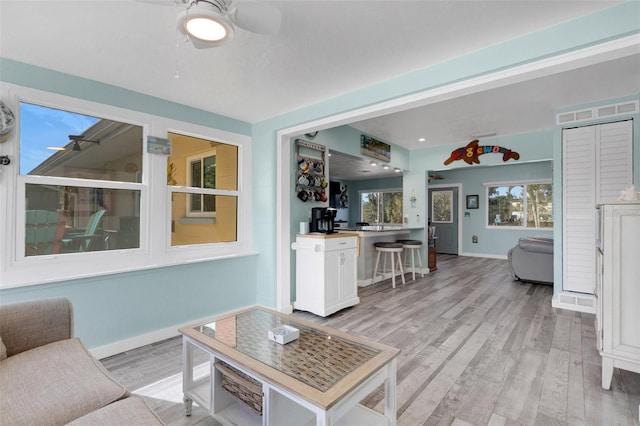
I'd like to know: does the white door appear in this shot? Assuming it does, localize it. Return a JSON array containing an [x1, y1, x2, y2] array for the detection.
[[429, 187, 459, 255], [562, 120, 632, 294]]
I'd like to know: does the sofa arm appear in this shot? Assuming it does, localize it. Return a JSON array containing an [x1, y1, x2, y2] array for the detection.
[[0, 297, 73, 357]]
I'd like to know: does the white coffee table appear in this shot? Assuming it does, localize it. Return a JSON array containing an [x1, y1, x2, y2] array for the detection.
[[180, 306, 399, 425]]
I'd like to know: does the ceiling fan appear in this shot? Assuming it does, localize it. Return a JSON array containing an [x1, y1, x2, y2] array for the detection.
[[170, 0, 282, 48], [428, 173, 445, 182]]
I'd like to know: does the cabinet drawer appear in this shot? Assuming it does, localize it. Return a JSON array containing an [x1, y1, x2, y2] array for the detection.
[[324, 237, 357, 251]]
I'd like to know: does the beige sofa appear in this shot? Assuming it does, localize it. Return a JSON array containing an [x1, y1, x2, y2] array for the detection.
[[0, 297, 164, 426]]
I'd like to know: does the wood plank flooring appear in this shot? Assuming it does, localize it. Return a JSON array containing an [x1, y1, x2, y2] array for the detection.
[[102, 255, 640, 426]]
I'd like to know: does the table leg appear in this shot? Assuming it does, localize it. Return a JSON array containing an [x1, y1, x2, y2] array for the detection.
[[384, 359, 397, 426], [183, 396, 193, 416]]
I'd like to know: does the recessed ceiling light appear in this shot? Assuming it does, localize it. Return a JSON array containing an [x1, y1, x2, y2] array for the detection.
[[370, 160, 378, 166], [382, 165, 390, 170], [418, 137, 426, 142], [394, 167, 402, 173]]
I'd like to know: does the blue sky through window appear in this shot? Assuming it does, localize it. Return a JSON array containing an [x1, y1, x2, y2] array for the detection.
[[19, 103, 100, 174]]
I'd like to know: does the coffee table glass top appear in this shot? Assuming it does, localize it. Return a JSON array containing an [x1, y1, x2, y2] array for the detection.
[[193, 309, 380, 392]]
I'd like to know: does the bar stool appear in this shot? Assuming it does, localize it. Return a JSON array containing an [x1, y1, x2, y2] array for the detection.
[[396, 239, 425, 281], [371, 242, 405, 288]]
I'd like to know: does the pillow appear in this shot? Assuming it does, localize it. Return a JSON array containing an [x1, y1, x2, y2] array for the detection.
[[0, 336, 7, 361]]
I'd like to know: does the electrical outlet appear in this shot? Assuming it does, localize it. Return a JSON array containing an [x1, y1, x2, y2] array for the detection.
[[472, 235, 478, 243]]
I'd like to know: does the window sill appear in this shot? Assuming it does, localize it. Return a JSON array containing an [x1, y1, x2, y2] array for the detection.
[[178, 217, 216, 225]]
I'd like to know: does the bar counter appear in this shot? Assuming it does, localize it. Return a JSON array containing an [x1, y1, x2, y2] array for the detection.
[[338, 227, 425, 286]]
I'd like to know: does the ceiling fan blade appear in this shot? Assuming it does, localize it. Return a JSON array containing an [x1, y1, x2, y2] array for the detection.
[[135, 0, 187, 6], [227, 1, 282, 35]]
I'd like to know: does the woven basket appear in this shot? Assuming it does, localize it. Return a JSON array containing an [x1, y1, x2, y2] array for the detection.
[[215, 361, 263, 415]]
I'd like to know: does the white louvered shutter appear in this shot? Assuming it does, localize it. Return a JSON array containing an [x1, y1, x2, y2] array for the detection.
[[562, 120, 633, 294]]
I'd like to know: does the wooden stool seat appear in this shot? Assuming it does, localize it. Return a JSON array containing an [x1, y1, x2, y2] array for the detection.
[[372, 242, 405, 288]]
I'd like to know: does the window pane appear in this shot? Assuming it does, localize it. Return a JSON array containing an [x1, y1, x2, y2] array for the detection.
[[361, 192, 381, 224], [169, 133, 237, 191], [25, 183, 140, 256], [488, 185, 523, 226], [191, 160, 202, 188], [20, 103, 143, 183], [360, 191, 403, 225], [527, 184, 553, 228], [432, 191, 452, 223], [382, 192, 403, 223], [203, 155, 216, 189], [171, 193, 237, 246]]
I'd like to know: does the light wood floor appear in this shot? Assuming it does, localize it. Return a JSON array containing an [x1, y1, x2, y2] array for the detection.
[[102, 255, 640, 426]]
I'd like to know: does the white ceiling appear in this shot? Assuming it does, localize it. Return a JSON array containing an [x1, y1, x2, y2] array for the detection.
[[1, 0, 639, 181]]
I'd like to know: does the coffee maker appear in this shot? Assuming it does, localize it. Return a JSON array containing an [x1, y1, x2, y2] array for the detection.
[[310, 207, 338, 234]]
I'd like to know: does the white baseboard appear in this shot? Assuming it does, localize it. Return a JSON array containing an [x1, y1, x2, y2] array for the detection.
[[552, 292, 596, 314], [460, 252, 508, 260], [91, 304, 263, 360]]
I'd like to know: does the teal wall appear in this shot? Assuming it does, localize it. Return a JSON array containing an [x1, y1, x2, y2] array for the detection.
[[2, 2, 639, 350], [0, 254, 258, 350], [0, 58, 257, 350], [429, 161, 553, 257]]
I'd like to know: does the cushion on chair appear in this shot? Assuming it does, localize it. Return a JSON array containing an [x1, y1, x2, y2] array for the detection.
[[517, 237, 553, 254], [67, 397, 164, 425], [0, 338, 129, 426]]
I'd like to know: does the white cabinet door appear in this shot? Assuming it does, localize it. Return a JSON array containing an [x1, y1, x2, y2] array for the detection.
[[340, 249, 358, 301], [324, 250, 342, 307], [599, 203, 640, 389]]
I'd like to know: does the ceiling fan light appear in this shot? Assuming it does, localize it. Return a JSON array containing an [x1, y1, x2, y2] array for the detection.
[[186, 17, 228, 41], [177, 5, 235, 48]]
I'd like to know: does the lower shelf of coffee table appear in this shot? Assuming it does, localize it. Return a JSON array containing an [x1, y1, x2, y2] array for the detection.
[[186, 366, 388, 426]]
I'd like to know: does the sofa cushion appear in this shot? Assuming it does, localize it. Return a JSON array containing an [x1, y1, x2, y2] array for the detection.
[[0, 338, 129, 426], [66, 396, 164, 425]]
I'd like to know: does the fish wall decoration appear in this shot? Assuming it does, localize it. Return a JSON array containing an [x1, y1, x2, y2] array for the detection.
[[444, 140, 520, 166]]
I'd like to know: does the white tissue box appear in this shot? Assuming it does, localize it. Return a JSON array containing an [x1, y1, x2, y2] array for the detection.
[[268, 325, 300, 344]]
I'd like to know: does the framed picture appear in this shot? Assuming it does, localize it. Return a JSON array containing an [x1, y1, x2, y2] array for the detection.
[[360, 135, 391, 162], [466, 194, 479, 209]]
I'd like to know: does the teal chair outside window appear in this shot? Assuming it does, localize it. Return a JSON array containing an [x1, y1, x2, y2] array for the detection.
[[61, 209, 107, 252], [25, 210, 67, 256]]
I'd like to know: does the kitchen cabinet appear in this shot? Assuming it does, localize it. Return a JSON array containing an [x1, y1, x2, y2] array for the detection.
[[293, 234, 359, 317], [596, 202, 640, 389]]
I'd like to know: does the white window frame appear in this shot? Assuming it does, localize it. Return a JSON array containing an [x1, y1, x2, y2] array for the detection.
[[0, 84, 253, 289], [185, 149, 217, 218], [483, 179, 553, 230]]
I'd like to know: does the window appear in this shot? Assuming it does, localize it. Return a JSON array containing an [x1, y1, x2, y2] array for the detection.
[[186, 151, 216, 217], [431, 190, 453, 223], [2, 84, 251, 288], [360, 189, 403, 224], [486, 181, 553, 228], [19, 102, 143, 257], [168, 132, 239, 246]]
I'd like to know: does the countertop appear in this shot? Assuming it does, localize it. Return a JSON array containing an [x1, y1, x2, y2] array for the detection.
[[338, 226, 424, 232], [297, 232, 359, 239]]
